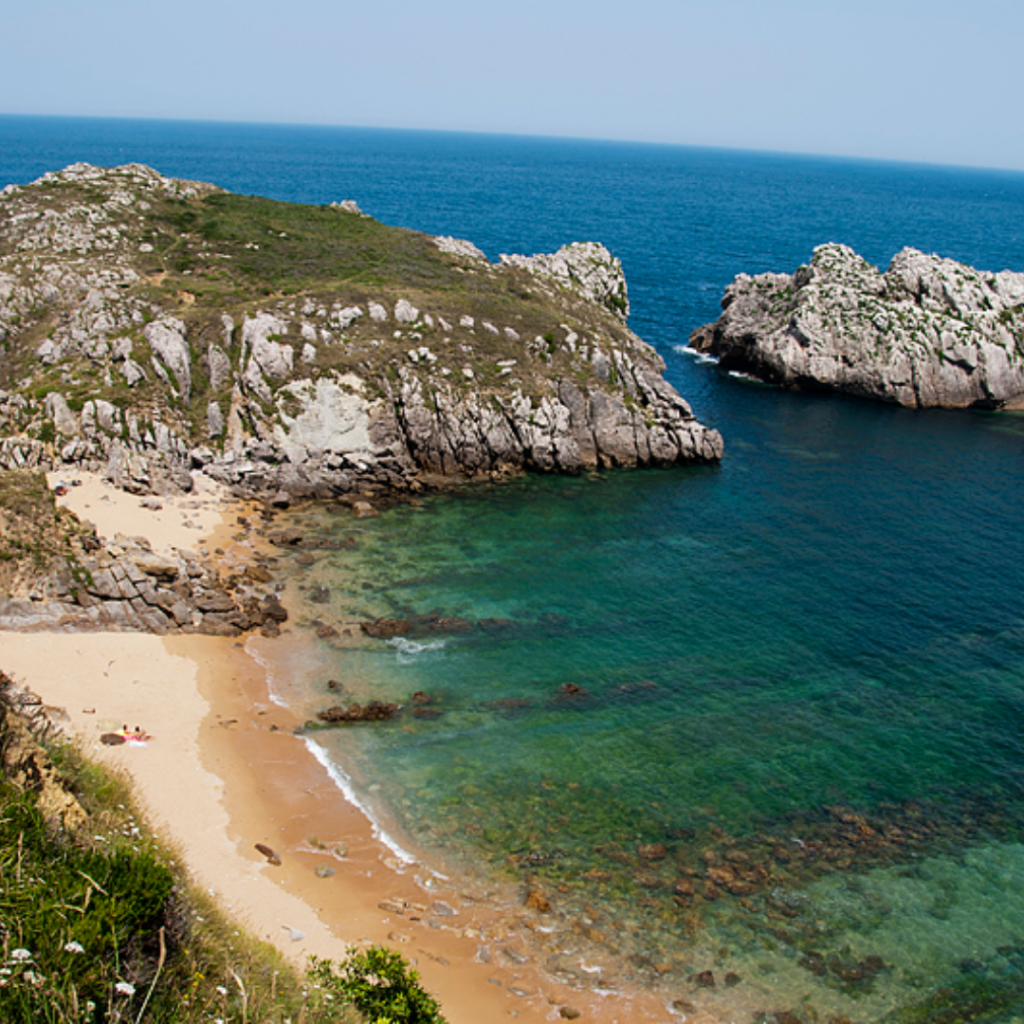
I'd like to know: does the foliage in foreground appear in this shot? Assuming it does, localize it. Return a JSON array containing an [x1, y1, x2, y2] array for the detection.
[[0, 725, 369, 1023], [310, 946, 447, 1024]]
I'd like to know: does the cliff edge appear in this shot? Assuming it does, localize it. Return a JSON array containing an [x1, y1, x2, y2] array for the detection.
[[690, 243, 1024, 409], [0, 163, 722, 499]]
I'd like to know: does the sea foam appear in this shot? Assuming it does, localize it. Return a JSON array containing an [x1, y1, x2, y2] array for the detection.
[[244, 636, 288, 707], [673, 344, 718, 364], [387, 636, 447, 664], [303, 737, 417, 865]]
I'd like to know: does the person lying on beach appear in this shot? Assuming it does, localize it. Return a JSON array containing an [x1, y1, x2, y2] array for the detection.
[[100, 725, 153, 746]]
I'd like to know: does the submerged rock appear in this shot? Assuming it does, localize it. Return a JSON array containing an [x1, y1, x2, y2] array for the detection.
[[418, 614, 473, 634], [317, 700, 402, 723], [638, 842, 668, 861], [261, 595, 288, 623], [547, 682, 595, 709], [481, 697, 531, 713], [267, 528, 303, 546], [477, 617, 516, 632], [525, 890, 552, 913], [361, 617, 412, 639]]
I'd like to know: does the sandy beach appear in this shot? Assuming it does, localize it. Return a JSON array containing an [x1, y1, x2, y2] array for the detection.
[[0, 472, 682, 1024], [47, 465, 229, 554]]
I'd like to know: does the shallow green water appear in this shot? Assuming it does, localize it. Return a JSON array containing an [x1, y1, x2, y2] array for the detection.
[[270, 396, 1024, 1021]]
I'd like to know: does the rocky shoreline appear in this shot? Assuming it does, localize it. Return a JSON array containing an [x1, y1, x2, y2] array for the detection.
[[0, 163, 722, 509], [0, 466, 295, 637], [0, 526, 287, 636], [690, 243, 1024, 408]]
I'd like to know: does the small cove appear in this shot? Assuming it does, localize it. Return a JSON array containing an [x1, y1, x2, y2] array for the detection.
[[4, 116, 1024, 1020], [264, 390, 1024, 1020]]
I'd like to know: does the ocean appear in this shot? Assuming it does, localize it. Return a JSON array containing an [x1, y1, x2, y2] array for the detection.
[[4, 114, 1024, 1022]]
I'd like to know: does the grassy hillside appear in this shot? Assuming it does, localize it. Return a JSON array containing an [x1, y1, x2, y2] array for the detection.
[[0, 164, 636, 426], [0, 679, 442, 1023]]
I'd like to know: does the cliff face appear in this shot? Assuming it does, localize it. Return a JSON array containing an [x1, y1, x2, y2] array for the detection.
[[0, 163, 721, 498], [690, 243, 1024, 409]]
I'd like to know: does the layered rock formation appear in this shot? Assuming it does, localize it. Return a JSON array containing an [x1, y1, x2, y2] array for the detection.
[[690, 243, 1024, 408], [0, 470, 289, 638], [0, 163, 721, 499]]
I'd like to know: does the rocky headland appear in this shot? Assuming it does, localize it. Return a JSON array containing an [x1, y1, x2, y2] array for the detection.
[[0, 162, 722, 505], [690, 243, 1024, 408]]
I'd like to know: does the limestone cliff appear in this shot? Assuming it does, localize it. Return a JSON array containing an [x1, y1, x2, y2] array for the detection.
[[690, 243, 1024, 409], [0, 163, 722, 498]]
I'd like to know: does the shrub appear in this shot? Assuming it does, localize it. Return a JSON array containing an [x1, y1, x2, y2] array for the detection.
[[309, 945, 447, 1024]]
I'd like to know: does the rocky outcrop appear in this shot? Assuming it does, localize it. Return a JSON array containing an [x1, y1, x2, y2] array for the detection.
[[0, 528, 288, 638], [144, 317, 192, 403], [0, 672, 88, 831], [690, 243, 1024, 408], [499, 242, 630, 321], [316, 700, 403, 724], [434, 236, 487, 261], [391, 364, 721, 476], [0, 163, 722, 501]]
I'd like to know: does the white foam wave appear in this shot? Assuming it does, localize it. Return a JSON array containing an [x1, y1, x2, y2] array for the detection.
[[303, 737, 417, 865], [672, 344, 719, 364], [244, 636, 288, 707], [387, 636, 447, 664], [728, 369, 759, 381]]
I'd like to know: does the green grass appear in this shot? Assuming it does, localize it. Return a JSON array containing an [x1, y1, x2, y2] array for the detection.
[[310, 947, 448, 1024], [0, 166, 650, 456], [0, 705, 427, 1024], [0, 470, 77, 586]]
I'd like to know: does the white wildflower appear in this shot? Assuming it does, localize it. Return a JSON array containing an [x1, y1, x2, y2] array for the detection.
[[10, 949, 31, 962], [64, 940, 85, 954], [216, 985, 227, 995], [115, 981, 136, 997]]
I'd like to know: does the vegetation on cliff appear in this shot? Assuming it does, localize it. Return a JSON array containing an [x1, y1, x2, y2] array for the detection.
[[0, 163, 721, 498]]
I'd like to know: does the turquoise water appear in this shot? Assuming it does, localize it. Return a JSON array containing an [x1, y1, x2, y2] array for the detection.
[[5, 116, 1024, 1020], [276, 395, 1024, 1020]]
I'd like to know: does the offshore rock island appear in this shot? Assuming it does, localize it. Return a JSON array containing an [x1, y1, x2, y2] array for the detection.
[[690, 242, 1024, 408], [0, 162, 722, 500]]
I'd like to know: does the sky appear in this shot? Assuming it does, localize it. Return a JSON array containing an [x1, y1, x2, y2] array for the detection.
[[3, 0, 1024, 171]]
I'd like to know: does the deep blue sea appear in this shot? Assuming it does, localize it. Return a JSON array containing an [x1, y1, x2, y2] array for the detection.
[[4, 115, 1024, 1022]]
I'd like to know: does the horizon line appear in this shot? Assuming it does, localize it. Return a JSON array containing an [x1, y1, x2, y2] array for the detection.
[[3, 110, 1024, 180]]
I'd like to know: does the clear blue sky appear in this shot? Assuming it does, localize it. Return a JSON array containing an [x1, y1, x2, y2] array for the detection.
[[4, 0, 1023, 171]]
